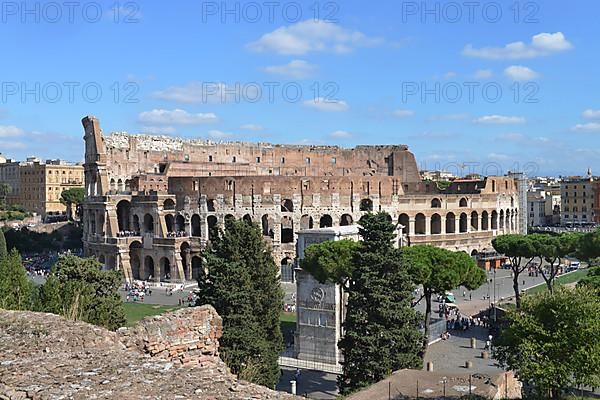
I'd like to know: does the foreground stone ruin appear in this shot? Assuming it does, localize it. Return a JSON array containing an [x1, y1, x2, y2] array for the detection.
[[0, 306, 296, 399]]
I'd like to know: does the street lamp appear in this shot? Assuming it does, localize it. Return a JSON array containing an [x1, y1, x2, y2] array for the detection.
[[493, 267, 497, 322]]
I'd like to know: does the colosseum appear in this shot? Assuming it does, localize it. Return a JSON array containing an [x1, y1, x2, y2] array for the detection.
[[81, 116, 526, 283]]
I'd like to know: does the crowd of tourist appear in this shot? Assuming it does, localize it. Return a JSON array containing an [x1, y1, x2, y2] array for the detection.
[[117, 231, 140, 237], [125, 281, 152, 302], [166, 231, 187, 238]]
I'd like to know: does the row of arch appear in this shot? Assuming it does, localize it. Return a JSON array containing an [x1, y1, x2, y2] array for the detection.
[[401, 209, 518, 235]]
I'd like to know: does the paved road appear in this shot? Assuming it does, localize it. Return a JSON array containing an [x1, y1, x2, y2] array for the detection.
[[413, 268, 548, 317]]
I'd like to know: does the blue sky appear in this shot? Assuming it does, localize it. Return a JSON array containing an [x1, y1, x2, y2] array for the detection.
[[0, 0, 598, 176]]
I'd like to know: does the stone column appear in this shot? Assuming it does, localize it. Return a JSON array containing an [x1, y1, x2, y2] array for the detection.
[[409, 218, 415, 236], [425, 216, 431, 235]]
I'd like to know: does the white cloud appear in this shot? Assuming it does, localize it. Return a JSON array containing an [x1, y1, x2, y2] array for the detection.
[[208, 130, 234, 139], [0, 140, 26, 149], [140, 126, 177, 135], [428, 113, 469, 122], [330, 130, 352, 139], [474, 115, 526, 124], [488, 153, 511, 161], [496, 132, 525, 142], [304, 98, 349, 112], [463, 32, 572, 60], [572, 123, 600, 132], [240, 124, 264, 131], [392, 109, 415, 118], [247, 20, 383, 55], [583, 109, 600, 119], [504, 65, 540, 81], [138, 109, 218, 125], [443, 71, 457, 79], [0, 125, 24, 138], [263, 60, 318, 79], [473, 69, 493, 79]]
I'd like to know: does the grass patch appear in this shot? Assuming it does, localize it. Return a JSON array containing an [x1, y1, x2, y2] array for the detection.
[[123, 302, 181, 326], [526, 269, 590, 296], [280, 312, 296, 323]]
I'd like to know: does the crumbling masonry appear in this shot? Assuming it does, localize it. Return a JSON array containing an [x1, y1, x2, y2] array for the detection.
[[81, 116, 524, 283]]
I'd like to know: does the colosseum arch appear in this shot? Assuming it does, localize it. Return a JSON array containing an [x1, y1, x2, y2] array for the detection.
[[133, 215, 140, 232], [398, 214, 410, 230], [446, 212, 456, 234], [191, 214, 201, 237], [459, 198, 468, 207], [176, 214, 185, 232], [471, 211, 479, 231], [262, 214, 274, 238], [300, 215, 314, 230], [143, 214, 154, 233], [110, 178, 116, 192], [164, 198, 175, 210], [340, 214, 353, 226], [481, 211, 489, 230], [280, 257, 294, 283], [207, 215, 218, 240], [206, 199, 216, 212], [281, 216, 294, 243], [491, 210, 498, 230], [130, 241, 142, 280], [415, 213, 426, 235], [281, 199, 294, 212], [180, 242, 191, 280], [459, 213, 468, 233], [192, 256, 202, 280], [243, 214, 252, 224], [165, 214, 175, 233], [159, 257, 171, 282], [144, 256, 155, 281], [320, 214, 333, 228], [116, 200, 131, 232], [360, 198, 374, 212], [499, 210, 505, 229], [431, 213, 442, 234], [431, 198, 442, 208], [118, 179, 124, 192]]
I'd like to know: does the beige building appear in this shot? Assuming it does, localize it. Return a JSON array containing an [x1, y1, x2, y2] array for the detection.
[[561, 175, 594, 225], [0, 156, 84, 220], [81, 116, 526, 283]]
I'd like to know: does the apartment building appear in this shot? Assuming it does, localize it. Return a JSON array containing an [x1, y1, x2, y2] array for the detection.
[[561, 174, 595, 225]]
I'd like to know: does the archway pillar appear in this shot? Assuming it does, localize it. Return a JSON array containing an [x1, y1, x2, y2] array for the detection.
[[425, 216, 431, 235], [120, 252, 133, 283], [408, 218, 415, 236], [173, 253, 185, 282]]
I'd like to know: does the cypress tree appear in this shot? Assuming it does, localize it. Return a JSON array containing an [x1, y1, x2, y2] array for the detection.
[[0, 228, 7, 260], [338, 213, 423, 395], [0, 248, 32, 310], [196, 218, 283, 387]]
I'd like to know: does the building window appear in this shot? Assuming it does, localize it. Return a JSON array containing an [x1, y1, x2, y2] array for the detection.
[[331, 157, 336, 164], [208, 155, 213, 162], [232, 156, 237, 163], [256, 157, 261, 163], [281, 157, 285, 164], [305, 157, 311, 165]]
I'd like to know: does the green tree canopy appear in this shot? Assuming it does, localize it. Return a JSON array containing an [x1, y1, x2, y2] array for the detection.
[[532, 233, 579, 293], [299, 239, 359, 286], [402, 245, 486, 352], [0, 248, 33, 310], [338, 213, 422, 394], [60, 187, 85, 220], [492, 234, 537, 308], [196, 218, 283, 388], [37, 255, 125, 330], [578, 266, 600, 291], [494, 287, 600, 398]]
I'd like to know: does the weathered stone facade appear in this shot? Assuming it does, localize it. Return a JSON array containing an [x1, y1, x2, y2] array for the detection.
[[0, 306, 297, 399], [81, 116, 523, 283]]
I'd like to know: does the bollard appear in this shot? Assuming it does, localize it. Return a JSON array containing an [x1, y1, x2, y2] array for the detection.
[[470, 337, 477, 349], [465, 361, 473, 369], [291, 380, 297, 395], [481, 351, 489, 359], [426, 361, 434, 372]]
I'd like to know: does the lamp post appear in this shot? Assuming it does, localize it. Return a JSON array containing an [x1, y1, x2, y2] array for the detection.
[[493, 267, 497, 322]]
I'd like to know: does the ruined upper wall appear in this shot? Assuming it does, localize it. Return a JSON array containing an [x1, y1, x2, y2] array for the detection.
[[99, 129, 421, 184]]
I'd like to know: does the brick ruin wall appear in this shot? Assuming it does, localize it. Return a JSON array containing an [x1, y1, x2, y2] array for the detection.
[[0, 306, 297, 399]]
